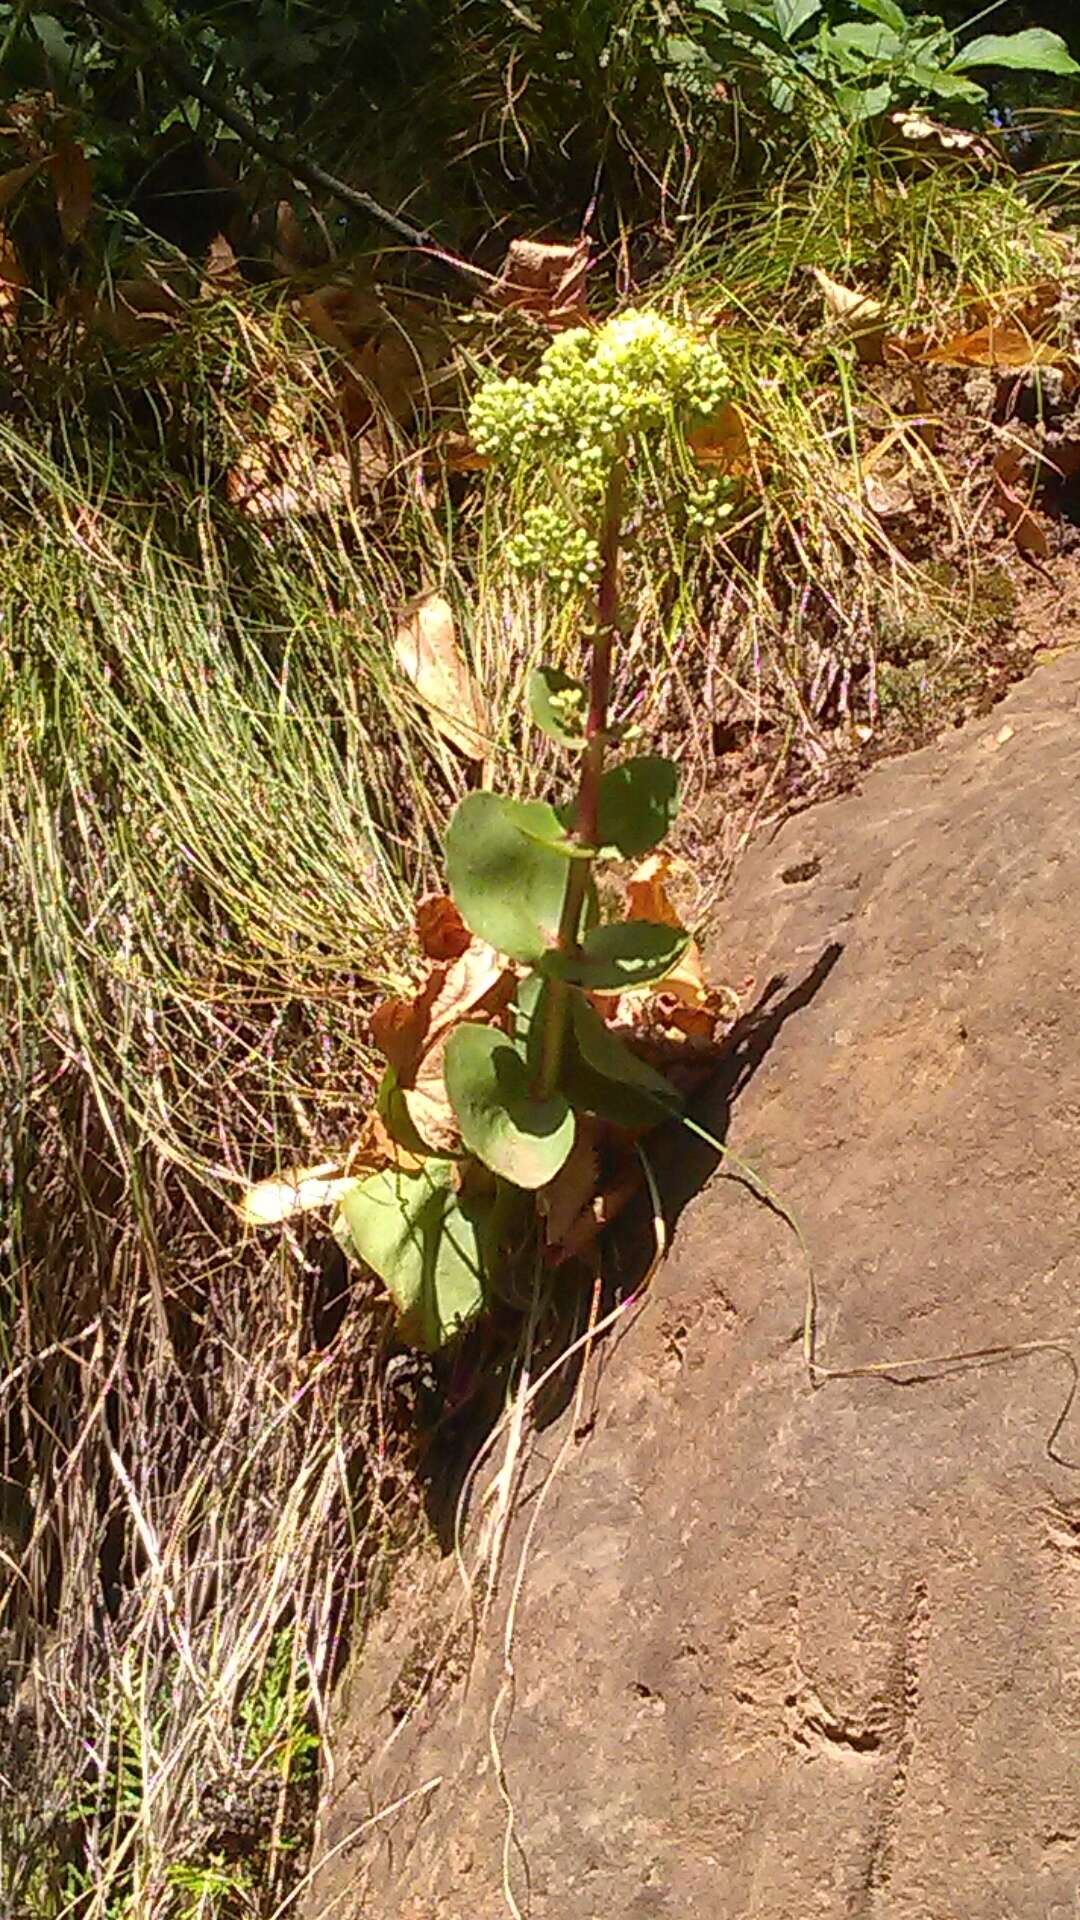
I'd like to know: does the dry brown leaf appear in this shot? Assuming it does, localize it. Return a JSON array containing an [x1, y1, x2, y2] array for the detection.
[[273, 197, 310, 272], [537, 1120, 600, 1255], [863, 468, 916, 519], [203, 231, 243, 291], [88, 276, 186, 346], [491, 236, 590, 332], [687, 400, 755, 477], [556, 1158, 643, 1263], [811, 266, 885, 363], [50, 140, 91, 242], [416, 892, 471, 962], [439, 432, 491, 474], [239, 1161, 361, 1227], [0, 227, 25, 324], [0, 157, 43, 212], [226, 443, 352, 522], [992, 454, 1051, 560], [394, 591, 489, 762], [920, 324, 1071, 372], [625, 854, 710, 1011], [306, 281, 384, 342], [371, 937, 512, 1083]]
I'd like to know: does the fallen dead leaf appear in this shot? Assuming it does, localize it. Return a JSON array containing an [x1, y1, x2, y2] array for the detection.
[[88, 276, 186, 346], [371, 937, 512, 1083], [226, 443, 353, 521], [439, 431, 491, 473], [0, 157, 43, 212], [992, 458, 1051, 561], [537, 1121, 601, 1256], [811, 266, 885, 363], [239, 1161, 361, 1227], [203, 231, 243, 291], [687, 400, 755, 477], [394, 591, 489, 761], [625, 854, 710, 1011], [863, 468, 916, 519], [491, 235, 590, 332], [416, 892, 471, 962], [50, 140, 91, 242], [273, 197, 311, 272], [919, 324, 1071, 372]]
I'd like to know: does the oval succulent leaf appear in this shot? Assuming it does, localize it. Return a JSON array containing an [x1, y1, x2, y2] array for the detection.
[[335, 1160, 490, 1350], [570, 992, 681, 1111], [445, 792, 570, 963], [528, 665, 589, 748], [549, 919, 690, 991], [444, 1021, 576, 1189], [594, 755, 680, 858]]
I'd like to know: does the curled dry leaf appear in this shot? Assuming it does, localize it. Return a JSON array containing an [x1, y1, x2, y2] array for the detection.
[[393, 591, 489, 762], [226, 443, 353, 522], [372, 934, 515, 1155], [491, 235, 590, 332], [0, 157, 43, 212], [203, 232, 243, 291], [863, 467, 916, 519], [88, 277, 186, 346], [811, 267, 885, 364], [537, 1121, 601, 1258], [416, 892, 471, 961], [923, 325, 1071, 372], [239, 1161, 362, 1227], [50, 140, 92, 243], [687, 400, 755, 477], [992, 449, 1051, 561]]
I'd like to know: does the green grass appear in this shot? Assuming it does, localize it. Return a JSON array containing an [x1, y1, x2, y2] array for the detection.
[[0, 142, 1074, 1913]]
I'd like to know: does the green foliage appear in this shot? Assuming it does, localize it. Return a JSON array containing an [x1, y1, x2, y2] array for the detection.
[[668, 0, 1078, 131], [444, 1021, 576, 1187], [444, 793, 576, 964], [336, 1160, 494, 1349]]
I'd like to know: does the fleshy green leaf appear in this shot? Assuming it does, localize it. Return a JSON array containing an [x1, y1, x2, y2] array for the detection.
[[446, 792, 569, 963], [528, 666, 589, 748], [444, 1022, 575, 1188], [594, 756, 680, 858], [335, 1161, 490, 1350], [570, 992, 681, 1110], [550, 919, 690, 991], [951, 29, 1079, 75]]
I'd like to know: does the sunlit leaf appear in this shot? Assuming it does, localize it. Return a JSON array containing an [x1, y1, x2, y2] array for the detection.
[[393, 592, 489, 763], [551, 920, 690, 991], [445, 1022, 575, 1187], [446, 792, 570, 963], [336, 1160, 491, 1349], [594, 756, 680, 858], [951, 29, 1079, 76], [528, 665, 588, 748], [491, 236, 590, 332]]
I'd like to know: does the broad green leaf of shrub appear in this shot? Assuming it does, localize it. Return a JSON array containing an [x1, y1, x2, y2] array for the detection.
[[853, 0, 907, 30], [774, 0, 821, 40], [951, 30, 1079, 76], [550, 919, 690, 991], [444, 1021, 575, 1188], [445, 792, 570, 962], [335, 1160, 490, 1350], [827, 21, 900, 62], [528, 666, 588, 748], [836, 79, 893, 119], [594, 756, 680, 858]]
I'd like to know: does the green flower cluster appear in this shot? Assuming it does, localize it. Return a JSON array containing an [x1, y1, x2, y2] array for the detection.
[[470, 310, 729, 474], [685, 476, 736, 535], [469, 309, 731, 593], [506, 507, 601, 595]]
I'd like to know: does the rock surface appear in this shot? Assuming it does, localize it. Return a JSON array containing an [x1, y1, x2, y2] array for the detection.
[[307, 654, 1080, 1920]]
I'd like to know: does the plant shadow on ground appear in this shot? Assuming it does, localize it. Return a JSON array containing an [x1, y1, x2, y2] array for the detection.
[[416, 942, 843, 1550]]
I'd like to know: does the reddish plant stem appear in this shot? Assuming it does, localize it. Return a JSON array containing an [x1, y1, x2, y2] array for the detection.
[[535, 455, 624, 1101]]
